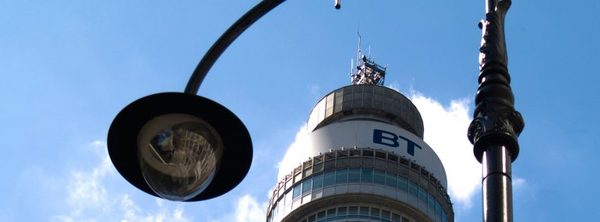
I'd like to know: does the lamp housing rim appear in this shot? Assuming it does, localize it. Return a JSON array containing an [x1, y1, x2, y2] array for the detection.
[[107, 92, 252, 201]]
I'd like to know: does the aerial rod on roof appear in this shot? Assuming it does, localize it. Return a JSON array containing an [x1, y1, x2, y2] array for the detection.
[[356, 32, 362, 70]]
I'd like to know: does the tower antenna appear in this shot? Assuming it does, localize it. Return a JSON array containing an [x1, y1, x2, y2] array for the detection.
[[350, 34, 386, 86], [356, 32, 362, 70]]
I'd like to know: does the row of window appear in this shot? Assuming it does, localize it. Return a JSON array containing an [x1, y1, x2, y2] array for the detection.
[[292, 168, 420, 199], [271, 148, 448, 205], [268, 168, 449, 222], [300, 206, 411, 222]]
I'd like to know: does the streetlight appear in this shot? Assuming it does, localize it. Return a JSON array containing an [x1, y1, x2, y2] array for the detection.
[[107, 0, 284, 202], [107, 92, 252, 201], [107, 1, 524, 222]]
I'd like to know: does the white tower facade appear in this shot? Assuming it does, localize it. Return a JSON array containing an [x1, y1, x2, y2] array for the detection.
[[266, 56, 454, 222]]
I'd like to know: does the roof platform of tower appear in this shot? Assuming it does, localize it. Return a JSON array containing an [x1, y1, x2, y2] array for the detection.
[[307, 84, 424, 138]]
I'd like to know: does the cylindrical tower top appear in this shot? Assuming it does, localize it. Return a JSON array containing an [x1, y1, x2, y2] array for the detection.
[[307, 84, 424, 139]]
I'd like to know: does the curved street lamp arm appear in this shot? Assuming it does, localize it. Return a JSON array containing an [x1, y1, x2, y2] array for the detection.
[[185, 0, 286, 94]]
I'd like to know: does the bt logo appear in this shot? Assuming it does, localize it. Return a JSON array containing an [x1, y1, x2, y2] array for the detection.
[[372, 129, 421, 156]]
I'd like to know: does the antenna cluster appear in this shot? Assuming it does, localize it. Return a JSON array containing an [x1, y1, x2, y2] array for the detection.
[[350, 35, 387, 86]]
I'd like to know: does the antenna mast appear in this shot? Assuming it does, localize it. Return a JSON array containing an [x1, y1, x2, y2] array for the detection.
[[350, 34, 386, 86]]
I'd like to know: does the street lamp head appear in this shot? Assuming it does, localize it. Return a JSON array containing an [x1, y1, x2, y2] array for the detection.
[[107, 92, 252, 201], [105, 0, 283, 202]]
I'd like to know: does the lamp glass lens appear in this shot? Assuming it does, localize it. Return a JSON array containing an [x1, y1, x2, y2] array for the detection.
[[138, 114, 223, 201]]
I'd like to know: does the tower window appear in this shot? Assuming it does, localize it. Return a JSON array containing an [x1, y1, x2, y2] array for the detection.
[[326, 208, 336, 218], [348, 206, 358, 215], [312, 173, 323, 189], [336, 169, 348, 184], [348, 168, 361, 183], [359, 207, 370, 218], [374, 169, 386, 185], [323, 171, 336, 187], [292, 184, 301, 199], [361, 168, 373, 183], [302, 178, 312, 194]]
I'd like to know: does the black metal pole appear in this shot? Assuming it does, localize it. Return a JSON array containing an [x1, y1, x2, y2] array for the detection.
[[482, 145, 513, 222], [468, 0, 524, 222]]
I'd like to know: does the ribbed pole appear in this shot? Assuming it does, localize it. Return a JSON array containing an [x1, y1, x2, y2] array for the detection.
[[468, 0, 524, 222]]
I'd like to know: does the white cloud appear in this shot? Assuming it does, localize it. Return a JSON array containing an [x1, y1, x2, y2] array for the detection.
[[513, 177, 527, 189], [234, 195, 267, 222], [118, 194, 189, 222], [276, 124, 311, 181], [309, 84, 321, 97], [211, 194, 268, 222], [53, 140, 191, 222], [409, 92, 480, 210], [60, 141, 114, 218]]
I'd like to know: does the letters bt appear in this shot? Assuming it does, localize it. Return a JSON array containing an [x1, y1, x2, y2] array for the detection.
[[372, 129, 421, 156]]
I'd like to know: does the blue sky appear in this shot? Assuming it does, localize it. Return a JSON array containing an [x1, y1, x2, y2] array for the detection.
[[1, 0, 599, 221]]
